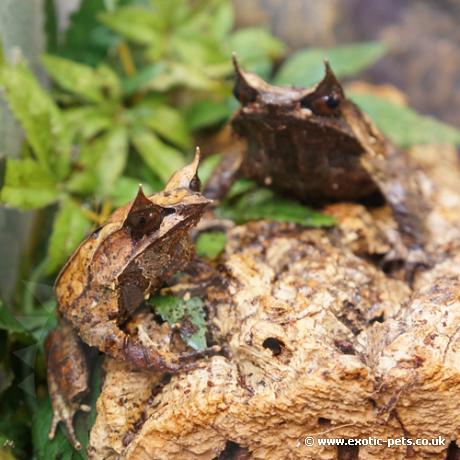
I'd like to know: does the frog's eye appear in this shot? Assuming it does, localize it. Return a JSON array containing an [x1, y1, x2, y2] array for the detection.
[[189, 174, 201, 192], [124, 186, 172, 239], [300, 90, 342, 116], [126, 207, 164, 238]]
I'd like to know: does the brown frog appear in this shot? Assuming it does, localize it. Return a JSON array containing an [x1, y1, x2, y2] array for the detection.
[[46, 151, 218, 449], [205, 57, 428, 267]]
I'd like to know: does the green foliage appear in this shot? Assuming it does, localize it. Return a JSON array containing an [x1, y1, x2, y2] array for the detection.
[[45, 198, 92, 274], [351, 92, 460, 146], [185, 99, 235, 130], [131, 128, 185, 181], [1, 159, 59, 210], [197, 153, 225, 185], [274, 41, 386, 87], [196, 231, 227, 259], [218, 183, 336, 227], [99, 0, 284, 90], [151, 295, 207, 350], [0, 302, 31, 336], [42, 55, 115, 102], [55, 0, 139, 66], [0, 62, 71, 178]]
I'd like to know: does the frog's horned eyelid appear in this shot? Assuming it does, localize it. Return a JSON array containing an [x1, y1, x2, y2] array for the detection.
[[320, 61, 345, 97], [132, 185, 150, 206], [233, 65, 260, 104], [192, 146, 201, 170], [231, 52, 243, 74]]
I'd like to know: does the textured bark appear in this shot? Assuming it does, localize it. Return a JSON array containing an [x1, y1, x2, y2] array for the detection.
[[89, 146, 460, 460]]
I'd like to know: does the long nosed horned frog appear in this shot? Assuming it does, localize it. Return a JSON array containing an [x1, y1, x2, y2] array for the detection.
[[205, 57, 428, 268], [45, 150, 219, 449]]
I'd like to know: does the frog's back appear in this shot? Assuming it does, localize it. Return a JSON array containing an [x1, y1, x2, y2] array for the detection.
[[54, 222, 122, 313]]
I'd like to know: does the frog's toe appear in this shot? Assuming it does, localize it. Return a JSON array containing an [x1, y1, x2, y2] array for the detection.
[[177, 345, 221, 362], [48, 395, 87, 450], [47, 367, 90, 450], [382, 245, 429, 283]]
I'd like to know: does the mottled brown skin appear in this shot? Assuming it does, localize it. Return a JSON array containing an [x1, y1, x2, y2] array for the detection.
[[47, 152, 217, 448], [45, 320, 91, 450], [208, 57, 428, 266]]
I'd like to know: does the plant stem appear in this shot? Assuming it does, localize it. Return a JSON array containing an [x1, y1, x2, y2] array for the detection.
[[118, 41, 136, 76]]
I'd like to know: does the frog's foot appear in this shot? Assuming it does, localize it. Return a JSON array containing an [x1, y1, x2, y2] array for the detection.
[[381, 245, 429, 283], [48, 369, 91, 449], [137, 325, 220, 372], [45, 323, 90, 450]]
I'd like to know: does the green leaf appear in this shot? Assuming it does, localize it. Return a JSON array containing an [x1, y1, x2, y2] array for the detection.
[[219, 187, 336, 227], [151, 296, 207, 350], [0, 413, 29, 460], [108, 175, 154, 207], [15, 301, 57, 346], [121, 63, 166, 94], [146, 62, 218, 92], [144, 105, 191, 150], [0, 360, 14, 397], [229, 27, 284, 59], [57, 0, 119, 66], [228, 27, 285, 69], [196, 231, 227, 259], [0, 301, 30, 335], [210, 1, 234, 39], [225, 178, 257, 199], [0, 62, 70, 175], [99, 7, 160, 45], [131, 129, 185, 182], [96, 64, 122, 99], [131, 99, 191, 148], [185, 99, 233, 130], [45, 198, 91, 274], [94, 128, 129, 195], [274, 41, 386, 87], [350, 92, 460, 147], [198, 153, 223, 184], [42, 54, 103, 102], [64, 106, 113, 141], [1, 159, 59, 209]]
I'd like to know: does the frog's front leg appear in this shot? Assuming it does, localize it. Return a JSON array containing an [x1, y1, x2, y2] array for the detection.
[[45, 319, 90, 450], [352, 120, 430, 277], [72, 291, 219, 373], [203, 148, 244, 200]]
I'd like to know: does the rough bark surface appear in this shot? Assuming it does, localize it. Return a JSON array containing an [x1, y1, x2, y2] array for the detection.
[[89, 146, 460, 460]]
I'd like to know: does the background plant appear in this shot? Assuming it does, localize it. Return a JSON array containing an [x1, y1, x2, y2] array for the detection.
[[1, 0, 460, 458]]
